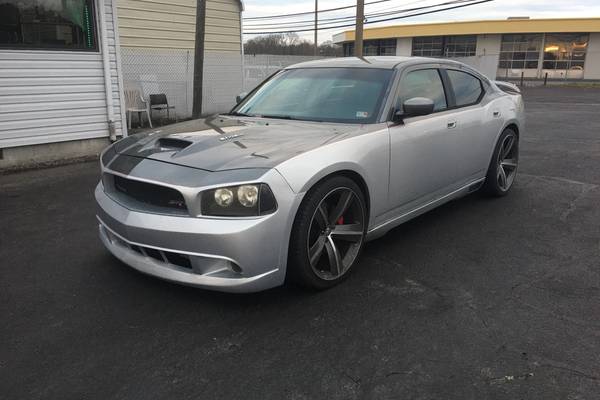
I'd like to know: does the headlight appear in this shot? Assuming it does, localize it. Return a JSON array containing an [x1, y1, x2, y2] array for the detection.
[[214, 188, 234, 207], [201, 183, 277, 217], [237, 185, 259, 207]]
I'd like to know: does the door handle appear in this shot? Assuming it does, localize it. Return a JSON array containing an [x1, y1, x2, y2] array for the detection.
[[447, 120, 457, 129], [493, 110, 501, 117]]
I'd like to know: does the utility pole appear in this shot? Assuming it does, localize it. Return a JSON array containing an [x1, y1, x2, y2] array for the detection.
[[354, 0, 364, 57], [314, 0, 318, 56], [192, 0, 206, 118]]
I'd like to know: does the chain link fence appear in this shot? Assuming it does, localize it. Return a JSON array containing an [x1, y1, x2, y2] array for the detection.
[[243, 54, 328, 92], [121, 51, 333, 120], [121, 48, 194, 120]]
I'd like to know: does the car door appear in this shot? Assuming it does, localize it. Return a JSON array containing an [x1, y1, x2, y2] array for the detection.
[[441, 68, 498, 185], [387, 67, 458, 214]]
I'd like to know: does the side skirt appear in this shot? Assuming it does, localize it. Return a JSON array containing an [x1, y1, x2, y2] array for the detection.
[[365, 178, 485, 241]]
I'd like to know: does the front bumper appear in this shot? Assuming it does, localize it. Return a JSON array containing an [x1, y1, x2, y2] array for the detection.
[[95, 171, 300, 292]]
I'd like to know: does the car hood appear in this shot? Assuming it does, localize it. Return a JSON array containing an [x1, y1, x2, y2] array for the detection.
[[113, 115, 375, 171]]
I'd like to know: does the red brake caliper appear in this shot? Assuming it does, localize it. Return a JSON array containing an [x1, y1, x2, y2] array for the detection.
[[336, 216, 344, 225]]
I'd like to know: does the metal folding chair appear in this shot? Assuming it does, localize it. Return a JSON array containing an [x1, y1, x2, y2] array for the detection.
[[149, 94, 177, 123]]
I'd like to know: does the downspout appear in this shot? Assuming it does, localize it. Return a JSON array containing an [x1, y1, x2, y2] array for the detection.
[[239, 1, 245, 91], [111, 0, 128, 137], [98, 0, 116, 141]]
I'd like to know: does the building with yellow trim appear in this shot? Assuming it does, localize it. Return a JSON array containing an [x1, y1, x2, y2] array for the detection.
[[333, 17, 600, 80]]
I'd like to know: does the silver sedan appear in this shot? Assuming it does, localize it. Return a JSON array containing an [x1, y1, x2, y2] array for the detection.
[[96, 57, 524, 292]]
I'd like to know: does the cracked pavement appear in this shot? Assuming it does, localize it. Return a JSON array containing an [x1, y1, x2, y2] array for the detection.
[[1, 86, 599, 399]]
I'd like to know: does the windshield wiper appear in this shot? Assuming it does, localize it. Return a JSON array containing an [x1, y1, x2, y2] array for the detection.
[[227, 111, 253, 117], [258, 114, 295, 120]]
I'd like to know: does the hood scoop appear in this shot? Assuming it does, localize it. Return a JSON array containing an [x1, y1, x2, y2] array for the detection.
[[155, 138, 193, 154]]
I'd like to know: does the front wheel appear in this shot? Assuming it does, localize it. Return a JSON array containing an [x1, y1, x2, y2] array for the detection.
[[482, 128, 519, 196], [287, 176, 367, 290]]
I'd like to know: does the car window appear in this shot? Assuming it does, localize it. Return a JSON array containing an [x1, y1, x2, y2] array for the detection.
[[399, 69, 447, 112], [234, 68, 393, 124], [447, 70, 483, 106]]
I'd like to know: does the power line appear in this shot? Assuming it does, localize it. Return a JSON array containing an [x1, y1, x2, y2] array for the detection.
[[244, 0, 431, 27], [244, 0, 473, 29], [365, 0, 428, 14], [243, 0, 394, 21], [243, 0, 493, 34]]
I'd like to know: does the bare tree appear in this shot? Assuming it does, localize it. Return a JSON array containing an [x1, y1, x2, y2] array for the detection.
[[244, 34, 342, 56]]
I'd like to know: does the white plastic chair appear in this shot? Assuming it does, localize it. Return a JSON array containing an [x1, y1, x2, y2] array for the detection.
[[125, 89, 152, 129]]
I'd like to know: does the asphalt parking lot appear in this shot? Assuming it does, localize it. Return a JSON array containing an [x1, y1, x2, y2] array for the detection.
[[1, 86, 599, 399]]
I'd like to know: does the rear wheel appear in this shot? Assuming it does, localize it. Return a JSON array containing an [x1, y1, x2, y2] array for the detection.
[[287, 176, 367, 289], [482, 128, 519, 196]]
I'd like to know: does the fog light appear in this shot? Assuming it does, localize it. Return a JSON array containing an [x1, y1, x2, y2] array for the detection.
[[229, 262, 242, 274]]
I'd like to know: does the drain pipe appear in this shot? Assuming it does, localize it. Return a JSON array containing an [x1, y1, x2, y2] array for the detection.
[[98, 0, 116, 141], [239, 1, 245, 91]]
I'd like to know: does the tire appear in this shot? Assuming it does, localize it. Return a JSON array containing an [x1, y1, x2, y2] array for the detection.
[[287, 176, 367, 290], [482, 128, 519, 197]]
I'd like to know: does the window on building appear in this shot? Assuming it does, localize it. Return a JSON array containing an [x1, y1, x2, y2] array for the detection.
[[446, 70, 482, 106], [378, 39, 396, 56], [364, 40, 379, 56], [399, 69, 447, 112], [343, 42, 354, 57], [498, 34, 542, 69], [411, 35, 476, 57], [411, 36, 444, 57], [444, 35, 477, 57], [542, 33, 589, 70], [343, 39, 396, 57], [0, 0, 97, 51]]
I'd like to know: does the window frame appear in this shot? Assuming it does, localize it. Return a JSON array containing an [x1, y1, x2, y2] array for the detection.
[[411, 35, 477, 58], [541, 33, 589, 71], [343, 39, 397, 57], [440, 67, 486, 109], [498, 33, 542, 70], [392, 66, 450, 117], [0, 0, 99, 52], [230, 67, 398, 125]]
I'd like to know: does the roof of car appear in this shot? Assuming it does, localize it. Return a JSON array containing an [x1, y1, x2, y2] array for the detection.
[[285, 56, 461, 70]]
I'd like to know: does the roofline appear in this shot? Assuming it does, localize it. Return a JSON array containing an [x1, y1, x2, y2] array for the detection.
[[282, 56, 467, 71], [332, 17, 600, 43]]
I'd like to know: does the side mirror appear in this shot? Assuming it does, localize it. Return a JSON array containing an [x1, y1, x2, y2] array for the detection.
[[393, 97, 435, 122], [235, 92, 248, 104]]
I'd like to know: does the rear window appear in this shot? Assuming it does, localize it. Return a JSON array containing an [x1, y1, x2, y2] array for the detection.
[[447, 70, 483, 106]]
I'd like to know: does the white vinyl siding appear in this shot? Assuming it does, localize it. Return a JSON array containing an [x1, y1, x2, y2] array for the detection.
[[0, 0, 124, 149], [206, 0, 242, 52], [117, 0, 197, 49]]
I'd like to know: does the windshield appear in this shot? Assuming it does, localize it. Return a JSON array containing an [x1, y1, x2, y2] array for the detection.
[[232, 68, 393, 124]]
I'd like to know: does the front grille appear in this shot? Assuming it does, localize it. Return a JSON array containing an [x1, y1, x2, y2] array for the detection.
[[102, 226, 193, 270], [112, 175, 187, 212]]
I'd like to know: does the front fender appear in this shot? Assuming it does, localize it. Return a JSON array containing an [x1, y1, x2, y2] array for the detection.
[[275, 126, 390, 228]]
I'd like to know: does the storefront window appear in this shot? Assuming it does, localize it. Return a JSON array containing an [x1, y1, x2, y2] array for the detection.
[[411, 36, 444, 57], [411, 35, 476, 57], [498, 34, 542, 69], [343, 42, 354, 57], [0, 0, 97, 50], [443, 35, 477, 57], [542, 33, 588, 70], [343, 39, 396, 57]]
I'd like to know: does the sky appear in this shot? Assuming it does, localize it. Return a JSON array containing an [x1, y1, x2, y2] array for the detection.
[[242, 0, 600, 43]]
